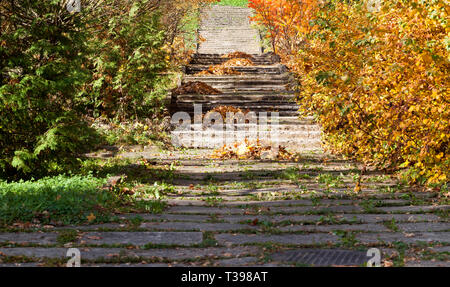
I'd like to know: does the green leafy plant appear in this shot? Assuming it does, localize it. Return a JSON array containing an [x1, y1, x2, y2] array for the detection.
[[0, 0, 101, 178]]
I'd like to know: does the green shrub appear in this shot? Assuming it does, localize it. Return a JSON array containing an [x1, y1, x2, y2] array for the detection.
[[80, 1, 168, 120], [0, 0, 100, 178]]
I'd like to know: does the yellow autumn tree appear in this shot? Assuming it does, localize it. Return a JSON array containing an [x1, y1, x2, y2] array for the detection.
[[252, 0, 449, 186]]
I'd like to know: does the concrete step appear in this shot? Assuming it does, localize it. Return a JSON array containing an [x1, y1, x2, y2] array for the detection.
[[186, 65, 285, 75], [173, 102, 299, 111], [171, 111, 298, 118], [182, 79, 291, 88], [192, 53, 279, 61], [173, 109, 300, 117], [190, 59, 275, 65], [171, 135, 323, 150], [174, 101, 297, 108], [172, 131, 323, 140], [174, 124, 321, 133], [210, 86, 291, 93], [175, 94, 296, 102], [184, 74, 290, 82], [197, 28, 262, 55]]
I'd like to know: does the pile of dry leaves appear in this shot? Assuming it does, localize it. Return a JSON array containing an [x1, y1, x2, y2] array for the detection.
[[195, 52, 255, 76], [211, 139, 296, 160], [195, 65, 242, 76], [222, 58, 254, 67], [222, 51, 255, 60], [205, 105, 250, 119], [171, 81, 222, 96]]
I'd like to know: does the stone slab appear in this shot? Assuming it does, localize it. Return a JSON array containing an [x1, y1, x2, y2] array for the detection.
[[213, 257, 259, 266], [78, 232, 203, 246], [279, 223, 390, 233], [139, 222, 256, 232], [397, 222, 450, 232], [404, 260, 450, 267], [215, 233, 338, 245], [0, 246, 260, 261], [0, 233, 57, 245], [356, 232, 450, 244]]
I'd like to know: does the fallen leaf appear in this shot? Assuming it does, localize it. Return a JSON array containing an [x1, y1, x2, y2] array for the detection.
[[87, 213, 96, 222], [384, 260, 394, 267], [87, 236, 102, 240]]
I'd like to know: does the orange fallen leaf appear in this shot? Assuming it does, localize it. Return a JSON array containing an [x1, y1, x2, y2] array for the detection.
[[87, 213, 96, 222], [384, 260, 394, 267], [87, 236, 102, 240]]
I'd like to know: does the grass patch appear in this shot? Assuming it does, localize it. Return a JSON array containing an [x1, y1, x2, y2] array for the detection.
[[0, 175, 110, 225], [0, 175, 166, 226], [57, 230, 79, 244], [215, 0, 248, 7]]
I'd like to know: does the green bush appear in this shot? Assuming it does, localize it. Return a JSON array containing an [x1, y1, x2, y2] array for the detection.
[[0, 0, 100, 178], [0, 1, 170, 178], [81, 1, 168, 119]]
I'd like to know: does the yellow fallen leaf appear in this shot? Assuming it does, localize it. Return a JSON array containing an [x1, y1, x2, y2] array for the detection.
[[354, 181, 361, 193], [87, 213, 96, 222]]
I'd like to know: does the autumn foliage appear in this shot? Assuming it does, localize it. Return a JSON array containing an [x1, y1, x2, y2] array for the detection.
[[250, 0, 449, 185], [249, 0, 318, 55]]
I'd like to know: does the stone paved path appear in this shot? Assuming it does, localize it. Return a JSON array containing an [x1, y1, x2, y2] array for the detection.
[[198, 5, 262, 54], [1, 5, 448, 267], [0, 148, 448, 267]]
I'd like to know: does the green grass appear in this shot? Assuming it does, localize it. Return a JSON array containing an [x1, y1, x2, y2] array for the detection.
[[0, 174, 165, 226], [215, 0, 249, 7], [57, 230, 79, 244], [0, 175, 109, 225]]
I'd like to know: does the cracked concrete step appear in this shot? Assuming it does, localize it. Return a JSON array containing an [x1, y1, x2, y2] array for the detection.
[[198, 5, 262, 55], [175, 102, 298, 109], [170, 114, 317, 125], [201, 17, 254, 28], [175, 92, 296, 102], [164, 204, 449, 215], [172, 110, 301, 117], [0, 246, 260, 261], [172, 103, 299, 114], [123, 213, 444, 225], [166, 198, 411, 207], [77, 232, 203, 246], [171, 130, 322, 139], [356, 232, 450, 244], [181, 81, 292, 90], [172, 124, 321, 132], [175, 98, 297, 105], [0, 232, 203, 247], [202, 87, 292, 93], [172, 105, 299, 115], [184, 74, 291, 82], [215, 233, 339, 245], [171, 131, 322, 141], [279, 222, 450, 233], [138, 222, 257, 232], [191, 53, 280, 63], [186, 65, 285, 75], [190, 59, 277, 65], [171, 137, 323, 149]]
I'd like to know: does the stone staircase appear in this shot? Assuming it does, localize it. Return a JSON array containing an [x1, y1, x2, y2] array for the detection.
[[197, 6, 262, 54], [170, 6, 323, 151]]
